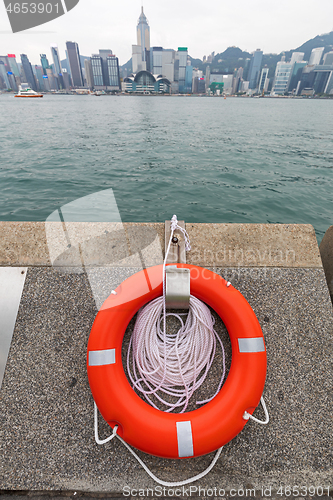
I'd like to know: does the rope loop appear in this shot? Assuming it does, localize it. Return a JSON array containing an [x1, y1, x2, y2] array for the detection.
[[243, 396, 269, 424]]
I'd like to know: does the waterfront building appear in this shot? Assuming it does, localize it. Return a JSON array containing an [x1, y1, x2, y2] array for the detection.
[[287, 61, 307, 93], [241, 81, 249, 92], [192, 68, 203, 93], [192, 76, 205, 94], [7, 54, 20, 89], [0, 61, 10, 89], [185, 65, 193, 93], [232, 67, 243, 93], [323, 51, 333, 65], [34, 65, 45, 91], [20, 54, 37, 90], [290, 52, 305, 64], [308, 47, 324, 66], [242, 58, 251, 81], [297, 65, 316, 94], [0, 55, 17, 90], [258, 67, 269, 93], [84, 59, 93, 89], [312, 65, 333, 94], [132, 7, 150, 73], [151, 46, 163, 75], [209, 71, 233, 94], [46, 67, 58, 90], [222, 74, 234, 94], [176, 47, 188, 93], [162, 49, 175, 83], [0, 55, 11, 74], [123, 71, 170, 93], [7, 54, 20, 77], [106, 55, 120, 91], [247, 49, 263, 89], [40, 54, 50, 75], [42, 73, 51, 91], [90, 50, 120, 91], [271, 56, 293, 95], [64, 50, 71, 78], [66, 41, 84, 87], [209, 81, 224, 95], [50, 44, 65, 89], [91, 55, 103, 87], [205, 65, 211, 92], [62, 69, 72, 89], [295, 63, 333, 95], [209, 72, 223, 84]]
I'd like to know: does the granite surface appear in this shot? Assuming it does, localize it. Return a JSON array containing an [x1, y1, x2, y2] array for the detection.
[[0, 222, 322, 269], [0, 265, 332, 495], [320, 225, 333, 300]]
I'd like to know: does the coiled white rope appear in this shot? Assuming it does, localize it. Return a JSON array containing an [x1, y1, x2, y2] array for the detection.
[[127, 295, 226, 412], [127, 214, 225, 412]]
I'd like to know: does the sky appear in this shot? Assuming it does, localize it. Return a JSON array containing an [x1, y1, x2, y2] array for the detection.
[[0, 0, 333, 66]]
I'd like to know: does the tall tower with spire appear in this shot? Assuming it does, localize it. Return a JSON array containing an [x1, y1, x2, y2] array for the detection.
[[132, 6, 150, 73]]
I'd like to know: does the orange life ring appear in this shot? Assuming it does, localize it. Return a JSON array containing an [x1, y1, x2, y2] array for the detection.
[[87, 264, 267, 459]]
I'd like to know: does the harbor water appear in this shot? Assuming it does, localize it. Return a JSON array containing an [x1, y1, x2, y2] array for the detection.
[[0, 94, 332, 242]]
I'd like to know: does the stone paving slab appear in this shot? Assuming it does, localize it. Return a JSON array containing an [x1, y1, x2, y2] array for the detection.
[[0, 265, 332, 495], [0, 223, 322, 269]]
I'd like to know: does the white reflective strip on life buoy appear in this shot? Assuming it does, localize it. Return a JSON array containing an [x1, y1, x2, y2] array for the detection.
[[176, 421, 194, 458], [238, 337, 265, 353], [89, 349, 116, 366]]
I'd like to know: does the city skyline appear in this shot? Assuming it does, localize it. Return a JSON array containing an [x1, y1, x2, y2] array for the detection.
[[0, 0, 333, 66]]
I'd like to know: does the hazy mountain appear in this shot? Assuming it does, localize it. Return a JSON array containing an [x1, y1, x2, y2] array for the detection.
[[120, 31, 333, 79], [292, 31, 333, 61]]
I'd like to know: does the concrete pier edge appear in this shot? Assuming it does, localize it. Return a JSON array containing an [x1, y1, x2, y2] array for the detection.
[[0, 222, 332, 497]]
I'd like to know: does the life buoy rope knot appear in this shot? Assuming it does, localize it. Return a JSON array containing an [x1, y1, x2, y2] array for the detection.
[[87, 263, 267, 460]]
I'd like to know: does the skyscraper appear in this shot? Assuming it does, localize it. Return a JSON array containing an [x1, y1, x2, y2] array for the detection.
[[287, 61, 307, 93], [7, 54, 20, 77], [232, 67, 243, 94], [91, 55, 104, 87], [151, 47, 163, 75], [176, 47, 188, 93], [20, 54, 37, 90], [132, 7, 150, 73], [0, 61, 10, 89], [290, 52, 305, 64], [162, 49, 175, 82], [66, 41, 84, 87], [0, 55, 17, 90], [258, 67, 269, 93], [84, 59, 94, 89], [106, 55, 120, 90], [90, 50, 120, 91], [34, 65, 45, 91], [247, 49, 263, 89], [309, 47, 324, 65], [40, 54, 50, 75], [271, 60, 293, 95], [323, 51, 333, 65], [45, 68, 58, 90], [51, 44, 64, 89]]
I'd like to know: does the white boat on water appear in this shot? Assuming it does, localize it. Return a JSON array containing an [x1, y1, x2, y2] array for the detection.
[[15, 84, 43, 98]]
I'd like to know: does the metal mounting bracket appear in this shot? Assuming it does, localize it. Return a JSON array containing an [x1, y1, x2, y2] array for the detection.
[[165, 266, 190, 309], [164, 220, 186, 264]]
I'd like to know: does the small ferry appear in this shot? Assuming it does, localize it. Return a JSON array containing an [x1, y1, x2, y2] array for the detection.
[[15, 84, 43, 98]]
